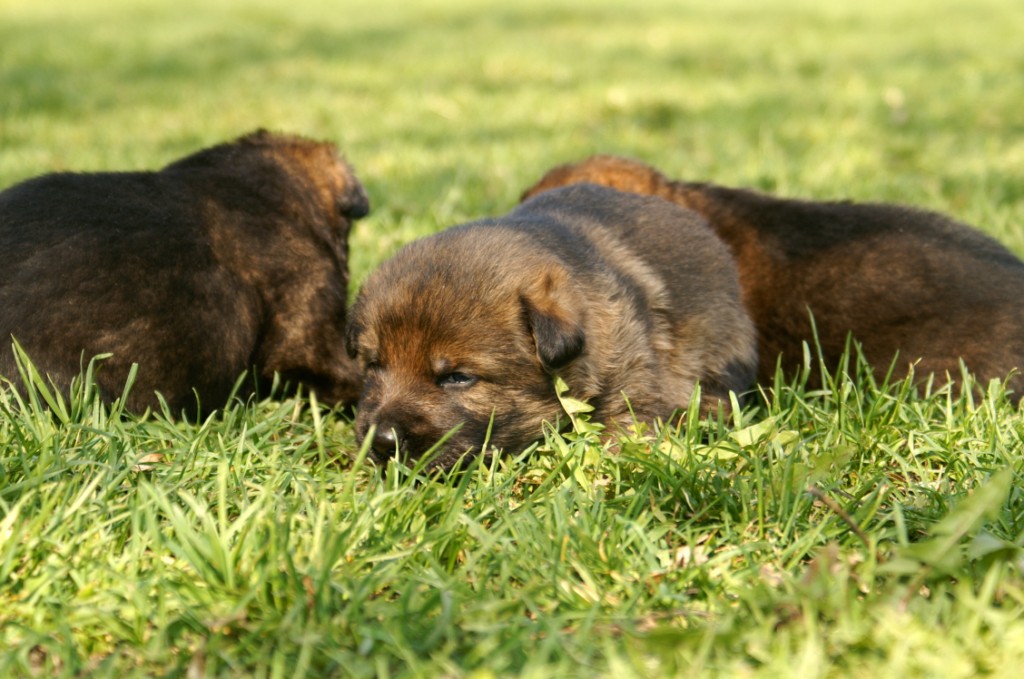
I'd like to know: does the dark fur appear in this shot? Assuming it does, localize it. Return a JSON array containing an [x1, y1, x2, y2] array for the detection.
[[0, 129, 369, 413], [346, 184, 757, 469], [523, 155, 1024, 400]]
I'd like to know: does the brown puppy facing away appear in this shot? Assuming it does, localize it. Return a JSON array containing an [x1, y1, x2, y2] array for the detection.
[[0, 130, 369, 414], [523, 156, 1024, 401], [346, 183, 758, 469]]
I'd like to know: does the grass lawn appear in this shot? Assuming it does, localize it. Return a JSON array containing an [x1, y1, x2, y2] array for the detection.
[[2, 0, 1024, 676]]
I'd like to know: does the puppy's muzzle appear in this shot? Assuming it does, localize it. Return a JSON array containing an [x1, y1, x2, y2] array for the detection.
[[368, 422, 404, 460]]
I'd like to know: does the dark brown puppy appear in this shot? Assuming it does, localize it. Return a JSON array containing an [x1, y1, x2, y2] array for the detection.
[[346, 184, 757, 469], [523, 156, 1024, 400], [0, 130, 369, 413]]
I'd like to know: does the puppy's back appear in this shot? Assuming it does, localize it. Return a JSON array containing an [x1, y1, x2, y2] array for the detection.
[[523, 157, 1024, 399], [514, 184, 746, 322], [0, 170, 254, 409]]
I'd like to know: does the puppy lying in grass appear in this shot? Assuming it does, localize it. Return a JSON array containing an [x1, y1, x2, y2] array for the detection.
[[0, 130, 368, 414], [523, 155, 1024, 401], [346, 183, 757, 469]]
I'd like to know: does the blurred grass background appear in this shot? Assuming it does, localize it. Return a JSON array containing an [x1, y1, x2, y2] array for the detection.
[[3, 0, 1022, 266]]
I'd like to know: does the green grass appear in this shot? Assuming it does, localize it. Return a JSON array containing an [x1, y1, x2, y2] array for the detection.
[[2, 0, 1024, 676]]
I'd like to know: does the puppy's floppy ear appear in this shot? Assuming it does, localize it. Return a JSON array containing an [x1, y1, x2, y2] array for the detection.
[[338, 176, 370, 220], [344, 300, 365, 359], [521, 264, 585, 372], [344, 322, 361, 359]]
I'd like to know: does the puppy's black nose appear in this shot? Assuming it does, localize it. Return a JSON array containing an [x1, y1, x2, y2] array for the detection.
[[370, 425, 402, 458]]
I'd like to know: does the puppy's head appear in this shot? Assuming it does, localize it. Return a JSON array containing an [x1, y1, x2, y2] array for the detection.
[[521, 155, 673, 203], [168, 129, 370, 247], [346, 227, 585, 470], [166, 129, 371, 407], [246, 129, 368, 215], [235, 130, 370, 258]]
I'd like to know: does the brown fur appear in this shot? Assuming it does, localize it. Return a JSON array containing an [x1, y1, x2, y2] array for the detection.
[[346, 184, 757, 469], [523, 155, 1024, 400], [0, 130, 369, 413]]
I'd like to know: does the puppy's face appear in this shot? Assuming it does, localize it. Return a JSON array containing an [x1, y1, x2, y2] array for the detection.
[[346, 231, 585, 469], [231, 130, 371, 406], [240, 130, 370, 271]]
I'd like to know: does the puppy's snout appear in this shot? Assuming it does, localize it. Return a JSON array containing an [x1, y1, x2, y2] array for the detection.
[[370, 422, 403, 458]]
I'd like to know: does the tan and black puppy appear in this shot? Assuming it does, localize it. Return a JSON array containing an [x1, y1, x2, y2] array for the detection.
[[346, 184, 757, 469], [523, 156, 1024, 400], [0, 129, 369, 414]]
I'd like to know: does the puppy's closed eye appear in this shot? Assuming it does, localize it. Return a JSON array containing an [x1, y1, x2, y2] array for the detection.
[[436, 371, 477, 388]]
